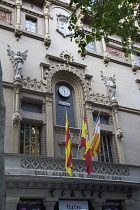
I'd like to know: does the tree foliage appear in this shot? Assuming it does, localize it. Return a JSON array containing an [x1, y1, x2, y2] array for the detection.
[[68, 0, 140, 56]]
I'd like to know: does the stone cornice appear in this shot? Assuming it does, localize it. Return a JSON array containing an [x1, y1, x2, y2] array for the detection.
[[51, 0, 76, 12], [45, 54, 87, 69], [0, 0, 15, 8]]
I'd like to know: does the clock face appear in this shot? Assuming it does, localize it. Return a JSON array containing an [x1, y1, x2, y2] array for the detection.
[[59, 85, 71, 97]]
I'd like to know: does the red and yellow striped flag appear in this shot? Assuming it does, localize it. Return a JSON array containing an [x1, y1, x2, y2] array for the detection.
[[81, 113, 92, 175], [65, 111, 73, 177], [90, 117, 101, 156]]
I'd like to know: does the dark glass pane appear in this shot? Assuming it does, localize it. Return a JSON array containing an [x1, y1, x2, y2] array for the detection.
[[25, 125, 30, 155], [55, 84, 75, 127], [21, 102, 42, 113], [20, 124, 24, 154], [31, 125, 36, 155], [93, 115, 109, 125], [72, 146, 78, 158]]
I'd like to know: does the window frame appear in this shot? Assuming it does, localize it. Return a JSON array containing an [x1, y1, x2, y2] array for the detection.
[[20, 122, 43, 156], [25, 15, 37, 33]]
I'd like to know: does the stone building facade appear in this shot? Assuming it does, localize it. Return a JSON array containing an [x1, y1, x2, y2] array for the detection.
[[0, 0, 140, 209]]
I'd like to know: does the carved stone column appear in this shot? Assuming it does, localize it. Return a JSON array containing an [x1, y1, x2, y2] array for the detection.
[[46, 94, 54, 157], [122, 199, 135, 210], [12, 79, 22, 153], [101, 36, 110, 66], [130, 53, 138, 74], [90, 199, 105, 210], [43, 197, 58, 210], [15, 0, 22, 40], [111, 101, 125, 163], [6, 197, 19, 210], [44, 0, 51, 49]]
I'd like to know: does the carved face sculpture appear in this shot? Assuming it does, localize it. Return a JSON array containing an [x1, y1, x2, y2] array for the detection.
[[57, 13, 71, 37]]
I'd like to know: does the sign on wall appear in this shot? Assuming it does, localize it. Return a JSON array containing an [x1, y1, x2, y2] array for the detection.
[[59, 200, 88, 210]]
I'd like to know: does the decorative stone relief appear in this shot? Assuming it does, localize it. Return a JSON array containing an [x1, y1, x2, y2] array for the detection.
[[56, 13, 72, 37], [7, 45, 28, 80], [131, 60, 139, 74], [60, 50, 74, 63], [91, 92, 110, 105], [107, 46, 125, 59], [101, 71, 116, 102], [22, 77, 46, 92], [0, 8, 11, 23], [13, 112, 21, 127], [44, 64, 91, 101], [103, 52, 110, 67], [21, 157, 130, 176]]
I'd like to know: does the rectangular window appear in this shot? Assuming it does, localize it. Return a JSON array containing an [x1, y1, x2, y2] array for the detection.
[[93, 115, 109, 125], [135, 54, 140, 65], [86, 41, 95, 52], [20, 124, 41, 155], [25, 16, 37, 33], [98, 135, 113, 163], [59, 144, 78, 158], [21, 102, 42, 113]]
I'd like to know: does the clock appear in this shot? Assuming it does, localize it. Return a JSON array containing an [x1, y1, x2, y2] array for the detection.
[[59, 85, 71, 97]]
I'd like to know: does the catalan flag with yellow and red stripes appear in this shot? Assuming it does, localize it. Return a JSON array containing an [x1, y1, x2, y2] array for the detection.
[[90, 117, 101, 156], [65, 111, 73, 177]]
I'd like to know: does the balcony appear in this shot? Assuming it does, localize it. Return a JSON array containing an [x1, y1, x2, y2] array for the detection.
[[5, 153, 140, 193]]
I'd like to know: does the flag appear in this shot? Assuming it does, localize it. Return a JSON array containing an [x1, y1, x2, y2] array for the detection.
[[65, 111, 73, 177], [81, 113, 92, 175], [90, 117, 101, 156], [80, 113, 88, 148]]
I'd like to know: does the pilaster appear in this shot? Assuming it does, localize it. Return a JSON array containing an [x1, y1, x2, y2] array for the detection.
[[15, 0, 22, 40], [46, 94, 54, 157], [111, 101, 125, 163], [101, 36, 110, 66], [43, 0, 51, 49], [12, 79, 22, 153], [6, 197, 20, 210]]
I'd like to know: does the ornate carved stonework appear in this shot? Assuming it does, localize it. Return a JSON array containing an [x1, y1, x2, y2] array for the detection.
[[107, 46, 124, 59], [103, 52, 110, 66], [7, 45, 28, 80], [13, 112, 21, 127], [101, 71, 116, 102], [91, 92, 110, 105], [22, 77, 46, 92], [60, 50, 74, 63], [0, 8, 11, 23], [44, 64, 91, 101], [56, 13, 72, 37], [132, 60, 138, 74], [20, 157, 130, 176]]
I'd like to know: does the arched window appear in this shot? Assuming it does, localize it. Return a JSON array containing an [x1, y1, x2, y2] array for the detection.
[[55, 83, 75, 127]]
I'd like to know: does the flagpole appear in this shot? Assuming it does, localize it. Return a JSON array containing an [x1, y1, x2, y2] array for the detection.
[[76, 103, 85, 159]]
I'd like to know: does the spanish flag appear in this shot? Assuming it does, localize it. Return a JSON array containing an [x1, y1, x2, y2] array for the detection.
[[81, 113, 92, 175], [65, 111, 73, 177], [80, 113, 88, 148], [90, 117, 101, 156]]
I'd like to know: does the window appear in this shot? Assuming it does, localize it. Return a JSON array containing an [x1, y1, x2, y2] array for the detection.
[[59, 144, 78, 158], [20, 124, 41, 155], [55, 83, 75, 127], [135, 54, 140, 65], [21, 102, 42, 113], [25, 16, 37, 33], [98, 135, 113, 163], [86, 41, 95, 52], [93, 115, 109, 125]]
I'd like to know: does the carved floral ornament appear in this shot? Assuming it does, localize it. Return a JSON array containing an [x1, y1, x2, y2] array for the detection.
[[60, 50, 74, 63]]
